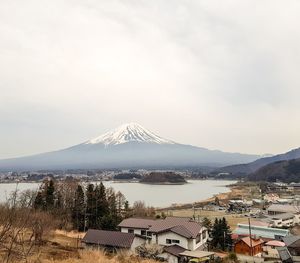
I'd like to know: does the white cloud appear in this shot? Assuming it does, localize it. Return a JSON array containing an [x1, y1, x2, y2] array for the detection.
[[0, 0, 300, 158]]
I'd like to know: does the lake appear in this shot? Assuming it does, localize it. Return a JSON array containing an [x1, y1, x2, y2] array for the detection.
[[0, 180, 235, 207]]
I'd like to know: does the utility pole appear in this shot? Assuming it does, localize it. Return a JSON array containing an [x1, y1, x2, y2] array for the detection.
[[223, 231, 226, 251], [248, 218, 253, 257]]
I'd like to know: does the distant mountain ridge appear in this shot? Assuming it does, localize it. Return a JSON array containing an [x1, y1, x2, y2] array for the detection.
[[218, 147, 300, 175], [0, 123, 260, 171], [249, 158, 300, 182]]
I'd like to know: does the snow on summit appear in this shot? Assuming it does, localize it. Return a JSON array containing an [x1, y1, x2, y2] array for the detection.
[[86, 123, 175, 146]]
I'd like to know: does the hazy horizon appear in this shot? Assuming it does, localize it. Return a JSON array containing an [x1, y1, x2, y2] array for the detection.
[[1, 0, 300, 159]]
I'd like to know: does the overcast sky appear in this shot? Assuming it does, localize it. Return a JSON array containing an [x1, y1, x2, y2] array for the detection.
[[1, 0, 300, 159]]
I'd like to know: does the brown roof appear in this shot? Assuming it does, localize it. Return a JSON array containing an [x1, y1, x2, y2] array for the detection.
[[118, 218, 156, 229], [118, 217, 203, 239], [150, 217, 202, 238], [241, 237, 264, 247], [82, 229, 135, 248], [163, 245, 186, 257]]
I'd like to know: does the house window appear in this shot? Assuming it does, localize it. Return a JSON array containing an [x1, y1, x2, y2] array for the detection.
[[147, 232, 152, 237], [196, 234, 201, 244], [166, 239, 180, 244], [141, 230, 146, 236], [202, 230, 207, 239], [128, 229, 134, 233]]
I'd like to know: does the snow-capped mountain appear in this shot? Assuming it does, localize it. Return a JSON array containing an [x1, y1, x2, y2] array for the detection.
[[86, 123, 174, 146], [0, 123, 260, 171]]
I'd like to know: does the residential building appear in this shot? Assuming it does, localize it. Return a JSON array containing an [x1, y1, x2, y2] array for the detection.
[[267, 204, 300, 216], [159, 244, 186, 263], [278, 236, 300, 263], [234, 237, 264, 256], [81, 229, 145, 252], [233, 223, 290, 240], [267, 213, 296, 228], [262, 240, 285, 259], [118, 217, 208, 251]]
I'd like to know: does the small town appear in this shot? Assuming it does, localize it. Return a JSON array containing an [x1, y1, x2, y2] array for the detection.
[[77, 180, 300, 263]]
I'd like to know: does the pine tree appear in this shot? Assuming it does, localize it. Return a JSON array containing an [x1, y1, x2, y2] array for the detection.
[[105, 188, 118, 230], [201, 217, 213, 233], [86, 184, 96, 228], [124, 200, 130, 218], [72, 185, 85, 231], [211, 217, 233, 251], [220, 217, 232, 251], [45, 179, 55, 210], [95, 183, 109, 219], [211, 218, 222, 249]]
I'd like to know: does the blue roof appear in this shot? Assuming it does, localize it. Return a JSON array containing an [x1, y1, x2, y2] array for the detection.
[[233, 224, 290, 239]]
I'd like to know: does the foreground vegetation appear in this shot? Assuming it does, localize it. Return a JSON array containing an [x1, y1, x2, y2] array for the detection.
[[0, 178, 156, 262], [41, 250, 158, 263]]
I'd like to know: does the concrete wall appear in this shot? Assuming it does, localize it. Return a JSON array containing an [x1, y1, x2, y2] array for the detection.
[[131, 236, 146, 251], [262, 246, 280, 259], [157, 232, 189, 249], [160, 252, 179, 263]]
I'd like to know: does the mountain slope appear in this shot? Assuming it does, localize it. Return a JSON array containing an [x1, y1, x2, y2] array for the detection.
[[248, 158, 300, 182], [0, 123, 260, 171], [218, 147, 300, 175]]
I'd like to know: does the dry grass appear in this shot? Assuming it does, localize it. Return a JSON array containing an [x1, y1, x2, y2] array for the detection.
[[38, 250, 158, 263], [1, 231, 159, 263]]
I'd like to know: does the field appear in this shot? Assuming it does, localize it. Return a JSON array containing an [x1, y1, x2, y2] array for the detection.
[[1, 230, 158, 263], [160, 182, 261, 230], [165, 209, 249, 229]]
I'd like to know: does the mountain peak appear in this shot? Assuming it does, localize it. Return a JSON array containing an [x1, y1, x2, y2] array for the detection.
[[85, 123, 175, 146]]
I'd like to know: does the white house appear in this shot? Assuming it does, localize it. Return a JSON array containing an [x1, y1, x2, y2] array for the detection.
[[118, 217, 208, 263], [267, 213, 296, 228], [118, 217, 208, 251]]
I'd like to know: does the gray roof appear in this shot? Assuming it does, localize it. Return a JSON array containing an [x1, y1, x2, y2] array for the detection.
[[283, 236, 300, 247], [149, 217, 202, 238], [277, 247, 292, 261], [163, 245, 186, 257], [267, 204, 300, 214], [234, 224, 290, 239], [82, 229, 135, 248], [118, 218, 156, 229], [269, 213, 295, 220]]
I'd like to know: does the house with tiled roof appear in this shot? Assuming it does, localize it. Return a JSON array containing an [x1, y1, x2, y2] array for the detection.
[[278, 236, 300, 263], [118, 217, 208, 251], [81, 229, 146, 252], [234, 237, 264, 256]]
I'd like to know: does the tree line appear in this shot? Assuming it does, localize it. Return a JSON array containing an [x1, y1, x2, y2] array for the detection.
[[33, 178, 130, 231]]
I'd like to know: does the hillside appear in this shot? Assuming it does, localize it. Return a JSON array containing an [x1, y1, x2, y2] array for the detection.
[[248, 158, 300, 182], [140, 172, 187, 184], [217, 147, 300, 176]]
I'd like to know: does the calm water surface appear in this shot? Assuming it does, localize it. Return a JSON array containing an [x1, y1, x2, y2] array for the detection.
[[0, 180, 235, 207]]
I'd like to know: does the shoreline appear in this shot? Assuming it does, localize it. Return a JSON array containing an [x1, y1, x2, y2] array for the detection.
[[158, 183, 240, 210]]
